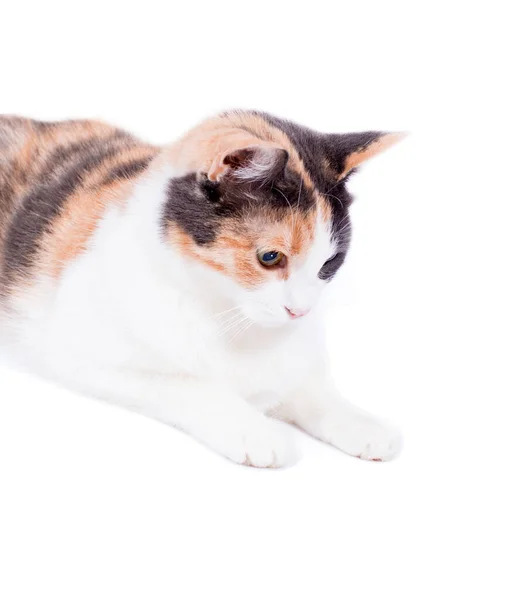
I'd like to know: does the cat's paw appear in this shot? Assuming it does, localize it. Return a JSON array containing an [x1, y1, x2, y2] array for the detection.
[[218, 418, 298, 468], [331, 415, 402, 462]]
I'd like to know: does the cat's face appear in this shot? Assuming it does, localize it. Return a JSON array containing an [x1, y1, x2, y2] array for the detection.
[[228, 206, 343, 327], [162, 111, 403, 327]]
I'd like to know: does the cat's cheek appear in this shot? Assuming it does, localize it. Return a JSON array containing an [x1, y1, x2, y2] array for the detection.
[[236, 281, 289, 327]]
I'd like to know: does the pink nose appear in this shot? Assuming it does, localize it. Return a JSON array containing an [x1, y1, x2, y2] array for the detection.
[[285, 307, 310, 319]]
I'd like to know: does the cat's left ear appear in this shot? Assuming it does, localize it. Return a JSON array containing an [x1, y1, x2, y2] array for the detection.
[[207, 135, 288, 183], [325, 131, 407, 180]]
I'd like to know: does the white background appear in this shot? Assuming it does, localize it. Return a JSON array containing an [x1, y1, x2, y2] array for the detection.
[[1, 2, 511, 599]]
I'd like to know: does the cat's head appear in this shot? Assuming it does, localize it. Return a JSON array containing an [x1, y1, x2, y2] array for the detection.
[[162, 111, 404, 327]]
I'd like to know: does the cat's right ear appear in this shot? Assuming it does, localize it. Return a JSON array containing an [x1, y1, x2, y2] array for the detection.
[[208, 143, 288, 183], [324, 131, 407, 180]]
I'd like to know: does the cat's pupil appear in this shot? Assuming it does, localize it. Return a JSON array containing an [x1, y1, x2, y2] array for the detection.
[[263, 252, 278, 261]]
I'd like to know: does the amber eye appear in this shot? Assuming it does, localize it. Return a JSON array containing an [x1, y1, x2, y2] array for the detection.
[[257, 250, 285, 267]]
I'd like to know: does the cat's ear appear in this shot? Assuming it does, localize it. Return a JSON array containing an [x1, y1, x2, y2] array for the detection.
[[325, 131, 407, 180], [208, 143, 288, 183]]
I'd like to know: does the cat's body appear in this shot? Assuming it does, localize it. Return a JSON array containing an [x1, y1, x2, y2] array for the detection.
[[0, 111, 403, 467]]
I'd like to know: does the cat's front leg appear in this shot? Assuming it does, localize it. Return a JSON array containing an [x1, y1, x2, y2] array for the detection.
[[65, 368, 297, 468], [277, 375, 402, 462]]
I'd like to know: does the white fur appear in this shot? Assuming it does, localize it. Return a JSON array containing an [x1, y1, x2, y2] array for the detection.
[[0, 161, 401, 467]]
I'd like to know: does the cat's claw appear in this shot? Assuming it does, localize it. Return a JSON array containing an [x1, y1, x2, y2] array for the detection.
[[218, 420, 298, 468], [330, 416, 402, 462]]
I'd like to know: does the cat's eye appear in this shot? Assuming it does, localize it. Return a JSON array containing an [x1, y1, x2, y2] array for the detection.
[[257, 250, 285, 267]]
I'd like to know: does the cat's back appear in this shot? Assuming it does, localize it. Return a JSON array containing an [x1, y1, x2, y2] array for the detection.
[[0, 116, 39, 244], [0, 116, 158, 294], [0, 116, 118, 230]]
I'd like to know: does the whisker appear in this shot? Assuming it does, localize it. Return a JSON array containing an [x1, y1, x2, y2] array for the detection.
[[227, 318, 254, 344], [217, 314, 246, 334], [216, 312, 245, 330], [208, 306, 243, 328], [225, 319, 251, 343], [218, 315, 249, 338]]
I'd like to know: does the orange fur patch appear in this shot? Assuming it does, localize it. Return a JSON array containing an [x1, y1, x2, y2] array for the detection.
[[168, 206, 319, 289]]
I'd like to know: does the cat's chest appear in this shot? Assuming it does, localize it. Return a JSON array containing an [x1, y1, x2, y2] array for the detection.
[[202, 322, 323, 398]]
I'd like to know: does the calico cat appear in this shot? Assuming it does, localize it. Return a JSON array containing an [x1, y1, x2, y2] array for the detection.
[[0, 111, 404, 467]]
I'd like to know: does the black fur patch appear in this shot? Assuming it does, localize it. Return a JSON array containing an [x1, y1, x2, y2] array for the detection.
[[163, 174, 226, 245], [100, 156, 154, 186], [162, 166, 316, 246], [254, 112, 383, 189], [318, 250, 347, 281]]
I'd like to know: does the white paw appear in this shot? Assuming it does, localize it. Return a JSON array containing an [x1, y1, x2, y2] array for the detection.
[[216, 418, 298, 468], [330, 415, 402, 462]]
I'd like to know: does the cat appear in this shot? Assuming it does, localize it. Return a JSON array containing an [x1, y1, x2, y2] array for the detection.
[[0, 111, 404, 467]]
